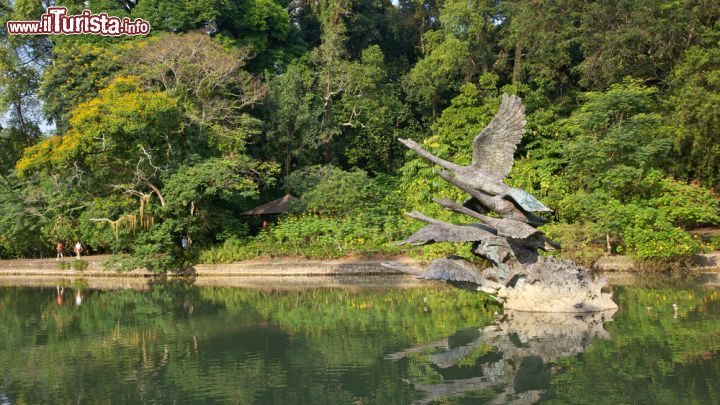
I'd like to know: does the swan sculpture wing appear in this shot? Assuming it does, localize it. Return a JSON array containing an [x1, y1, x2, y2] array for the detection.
[[471, 93, 526, 182]]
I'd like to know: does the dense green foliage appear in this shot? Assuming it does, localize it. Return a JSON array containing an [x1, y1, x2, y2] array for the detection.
[[1, 0, 719, 269]]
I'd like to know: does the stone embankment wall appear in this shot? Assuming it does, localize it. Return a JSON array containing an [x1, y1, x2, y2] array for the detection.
[[594, 253, 720, 272], [0, 256, 420, 277], [0, 253, 718, 278], [0, 256, 427, 290]]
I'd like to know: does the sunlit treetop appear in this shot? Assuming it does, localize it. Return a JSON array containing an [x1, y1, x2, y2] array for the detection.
[[17, 76, 180, 178]]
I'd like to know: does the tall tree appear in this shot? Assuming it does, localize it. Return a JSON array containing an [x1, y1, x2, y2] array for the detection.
[[402, 0, 497, 120], [131, 32, 267, 157], [497, 0, 579, 98], [39, 37, 139, 132], [0, 0, 49, 146], [666, 25, 720, 189], [573, 0, 720, 89], [260, 0, 406, 174]]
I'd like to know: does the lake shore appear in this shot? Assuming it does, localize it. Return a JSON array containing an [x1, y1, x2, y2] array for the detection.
[[0, 255, 422, 277], [0, 254, 719, 291], [0, 255, 435, 290]]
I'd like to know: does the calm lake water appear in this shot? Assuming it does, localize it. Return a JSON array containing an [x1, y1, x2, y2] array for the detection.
[[0, 280, 718, 404]]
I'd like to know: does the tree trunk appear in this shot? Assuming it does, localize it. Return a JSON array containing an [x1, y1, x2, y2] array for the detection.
[[284, 147, 292, 177], [144, 181, 166, 207], [13, 101, 31, 146], [512, 42, 523, 84]]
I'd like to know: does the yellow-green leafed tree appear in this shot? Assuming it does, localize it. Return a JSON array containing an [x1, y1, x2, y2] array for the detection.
[[17, 76, 181, 188]]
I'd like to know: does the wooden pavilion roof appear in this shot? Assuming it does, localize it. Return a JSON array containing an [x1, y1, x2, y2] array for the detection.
[[240, 194, 298, 216]]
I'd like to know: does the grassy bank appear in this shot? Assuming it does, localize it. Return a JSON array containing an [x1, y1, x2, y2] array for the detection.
[[197, 213, 720, 272]]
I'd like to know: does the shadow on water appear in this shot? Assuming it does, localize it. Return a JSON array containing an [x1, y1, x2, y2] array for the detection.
[[387, 309, 617, 404]]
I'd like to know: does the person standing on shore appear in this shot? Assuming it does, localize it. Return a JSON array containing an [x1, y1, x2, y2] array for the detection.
[[74, 241, 83, 258], [56, 242, 64, 260]]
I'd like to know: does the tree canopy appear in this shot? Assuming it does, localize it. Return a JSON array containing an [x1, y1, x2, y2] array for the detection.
[[0, 0, 719, 267]]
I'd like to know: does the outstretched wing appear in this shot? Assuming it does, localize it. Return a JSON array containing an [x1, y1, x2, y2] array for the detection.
[[471, 93, 526, 181]]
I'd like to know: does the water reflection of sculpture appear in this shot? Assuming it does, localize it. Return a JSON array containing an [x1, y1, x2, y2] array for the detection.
[[385, 94, 617, 313], [387, 309, 617, 404]]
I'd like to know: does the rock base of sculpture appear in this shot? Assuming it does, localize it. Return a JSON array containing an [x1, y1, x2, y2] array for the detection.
[[385, 256, 618, 313], [498, 274, 618, 313]]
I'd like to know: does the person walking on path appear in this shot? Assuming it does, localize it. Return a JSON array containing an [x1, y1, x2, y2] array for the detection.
[[56, 242, 64, 260], [74, 241, 83, 258]]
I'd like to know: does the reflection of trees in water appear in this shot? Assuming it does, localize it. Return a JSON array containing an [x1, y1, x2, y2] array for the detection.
[[0, 285, 500, 404], [1, 285, 719, 403], [387, 310, 617, 404], [548, 287, 720, 404]]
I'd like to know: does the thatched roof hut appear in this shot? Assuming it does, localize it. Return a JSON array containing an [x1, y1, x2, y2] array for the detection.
[[240, 194, 298, 216]]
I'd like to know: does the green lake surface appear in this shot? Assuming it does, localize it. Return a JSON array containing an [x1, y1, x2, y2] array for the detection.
[[0, 280, 719, 404]]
